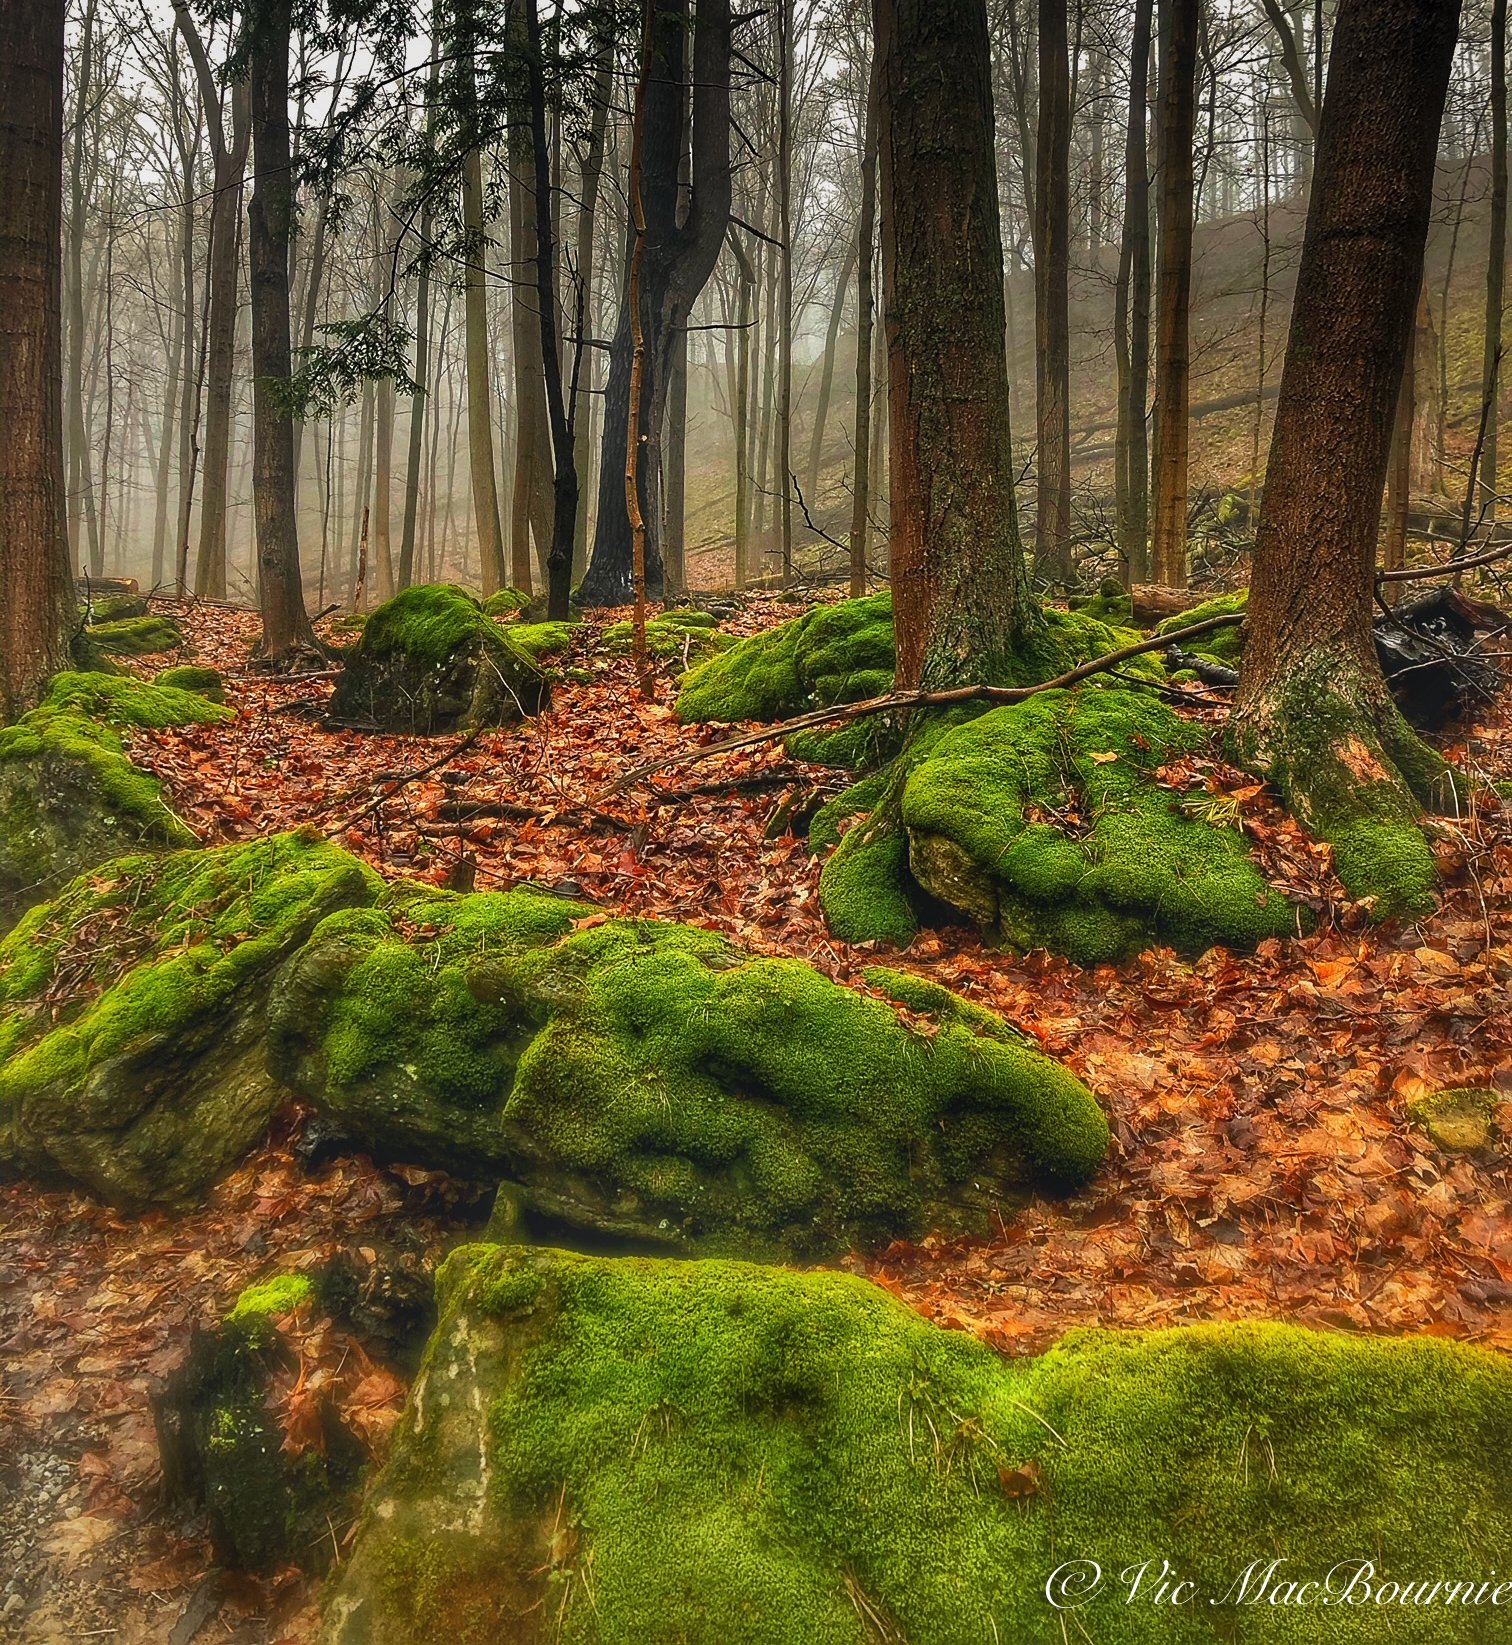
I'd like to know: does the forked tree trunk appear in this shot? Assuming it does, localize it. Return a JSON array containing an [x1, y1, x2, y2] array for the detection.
[[1233, 0, 1463, 914], [1149, 0, 1198, 590], [1033, 0, 1073, 583], [876, 0, 1036, 693], [248, 0, 317, 664], [0, 0, 76, 718]]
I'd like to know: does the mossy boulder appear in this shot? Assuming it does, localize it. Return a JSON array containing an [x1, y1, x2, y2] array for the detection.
[[507, 620, 576, 664], [482, 587, 531, 617], [675, 592, 896, 724], [1157, 589, 1248, 663], [820, 688, 1298, 963], [156, 1272, 363, 1572], [155, 664, 227, 705], [1408, 1086, 1498, 1153], [0, 832, 377, 1207], [84, 591, 149, 622], [325, 1245, 1512, 1645], [1068, 578, 1134, 625], [0, 671, 227, 931], [268, 884, 1108, 1256], [603, 608, 733, 668], [87, 613, 185, 656], [329, 584, 550, 734]]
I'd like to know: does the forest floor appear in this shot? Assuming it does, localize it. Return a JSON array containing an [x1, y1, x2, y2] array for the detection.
[[2, 591, 1510, 1643]]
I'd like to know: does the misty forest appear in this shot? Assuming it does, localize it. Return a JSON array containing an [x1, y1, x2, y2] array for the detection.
[[0, 0, 1510, 1639]]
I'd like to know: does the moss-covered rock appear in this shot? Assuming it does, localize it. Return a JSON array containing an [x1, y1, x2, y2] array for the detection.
[[821, 688, 1298, 963], [507, 620, 575, 664], [87, 614, 185, 656], [676, 592, 896, 724], [603, 608, 733, 668], [268, 883, 1108, 1256], [0, 832, 377, 1207], [155, 664, 227, 705], [1407, 1086, 1497, 1153], [329, 585, 550, 734], [0, 672, 227, 931], [325, 1245, 1512, 1645], [1157, 589, 1248, 663], [482, 588, 531, 617], [84, 591, 150, 623], [1068, 579, 1134, 625], [156, 1274, 364, 1572]]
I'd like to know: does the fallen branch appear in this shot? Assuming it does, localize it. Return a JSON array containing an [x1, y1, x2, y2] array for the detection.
[[1377, 535, 1512, 583], [602, 611, 1246, 797], [322, 728, 483, 837]]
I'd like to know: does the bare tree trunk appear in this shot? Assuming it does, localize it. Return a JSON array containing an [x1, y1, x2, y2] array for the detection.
[[248, 0, 317, 663], [876, 0, 1035, 692], [1478, 0, 1507, 524], [64, 0, 99, 578], [570, 36, 614, 581], [0, 0, 75, 717], [1114, 0, 1153, 583], [1149, 0, 1199, 589], [776, 0, 795, 583], [508, 85, 553, 595], [805, 241, 857, 504], [664, 325, 688, 596], [400, 128, 436, 590], [849, 49, 881, 599], [1234, 0, 1463, 914], [730, 235, 755, 588], [1034, 0, 1073, 583], [349, 377, 374, 607]]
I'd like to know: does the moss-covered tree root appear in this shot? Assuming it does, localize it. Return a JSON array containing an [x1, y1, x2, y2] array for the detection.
[[324, 1245, 1512, 1645]]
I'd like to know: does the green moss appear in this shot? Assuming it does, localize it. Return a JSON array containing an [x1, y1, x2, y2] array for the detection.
[[1406, 1086, 1496, 1152], [1157, 590, 1249, 663], [87, 614, 184, 656], [40, 670, 231, 728], [83, 592, 149, 622], [329, 585, 549, 733], [482, 588, 531, 617], [155, 665, 227, 705], [817, 813, 920, 947], [892, 688, 1298, 963], [328, 1245, 1512, 1645], [1068, 580, 1134, 625], [0, 832, 379, 1206], [676, 593, 895, 724], [507, 621, 575, 663], [226, 1273, 315, 1333], [603, 609, 732, 667], [269, 885, 1108, 1255], [0, 676, 218, 930]]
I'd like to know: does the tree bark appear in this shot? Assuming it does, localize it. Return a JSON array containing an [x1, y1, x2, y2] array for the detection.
[[579, 0, 732, 607], [570, 35, 614, 581], [875, 0, 1035, 692], [176, 0, 250, 602], [248, 0, 317, 663], [1149, 0, 1198, 590], [1233, 0, 1464, 913], [849, 50, 881, 599], [1034, 0, 1073, 583], [0, 0, 76, 718], [1478, 0, 1507, 523], [1114, 0, 1154, 584], [776, 0, 794, 583]]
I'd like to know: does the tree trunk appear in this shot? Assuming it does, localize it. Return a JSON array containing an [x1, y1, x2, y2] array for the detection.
[[570, 36, 614, 582], [248, 0, 317, 664], [730, 234, 755, 589], [0, 0, 76, 718], [806, 242, 857, 505], [579, 0, 732, 607], [1478, 0, 1507, 523], [849, 49, 881, 599], [1233, 0, 1463, 915], [508, 80, 553, 596], [776, 0, 795, 583], [663, 325, 688, 597], [1114, 0, 1154, 584], [1149, 0, 1198, 589], [876, 0, 1036, 693], [1033, 0, 1073, 583]]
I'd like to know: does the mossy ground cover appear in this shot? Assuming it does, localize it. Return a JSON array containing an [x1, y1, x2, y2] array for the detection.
[[86, 614, 185, 656], [328, 584, 550, 733], [0, 671, 228, 932], [1157, 589, 1249, 662], [271, 883, 1108, 1256], [0, 831, 377, 1206], [326, 1245, 1512, 1645], [603, 608, 733, 668]]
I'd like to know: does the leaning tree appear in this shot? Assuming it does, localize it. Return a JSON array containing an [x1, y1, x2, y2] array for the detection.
[[0, 0, 77, 720], [1232, 0, 1465, 914]]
